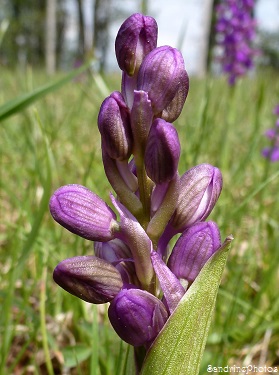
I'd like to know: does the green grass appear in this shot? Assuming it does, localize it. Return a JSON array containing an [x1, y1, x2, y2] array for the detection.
[[0, 67, 279, 374]]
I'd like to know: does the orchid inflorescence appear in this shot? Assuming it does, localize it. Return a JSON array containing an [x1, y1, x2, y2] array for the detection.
[[49, 13, 224, 357], [215, 0, 258, 85], [262, 104, 279, 162]]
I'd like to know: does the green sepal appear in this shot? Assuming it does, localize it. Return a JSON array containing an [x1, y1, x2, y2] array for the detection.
[[140, 235, 233, 375]]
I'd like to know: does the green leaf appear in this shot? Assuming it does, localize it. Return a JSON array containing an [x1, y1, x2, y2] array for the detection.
[[62, 344, 92, 368], [0, 62, 91, 122], [140, 235, 233, 375]]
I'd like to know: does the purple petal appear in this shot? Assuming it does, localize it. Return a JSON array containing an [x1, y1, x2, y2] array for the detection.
[[49, 184, 118, 241]]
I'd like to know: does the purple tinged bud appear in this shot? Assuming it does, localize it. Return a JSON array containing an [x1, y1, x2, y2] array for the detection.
[[144, 119, 180, 184], [137, 46, 187, 115], [53, 256, 123, 304], [115, 13, 158, 76], [49, 184, 118, 241], [161, 68, 189, 122], [171, 164, 223, 230], [98, 91, 132, 161], [108, 288, 168, 347], [168, 221, 222, 283]]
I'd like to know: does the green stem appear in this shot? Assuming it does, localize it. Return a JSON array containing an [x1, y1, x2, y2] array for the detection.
[[134, 151, 152, 229], [147, 174, 179, 248], [130, 90, 154, 229], [102, 150, 143, 220]]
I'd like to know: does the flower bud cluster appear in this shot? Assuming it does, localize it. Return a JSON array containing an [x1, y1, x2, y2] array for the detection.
[[49, 13, 224, 351], [215, 0, 258, 85], [262, 104, 279, 162]]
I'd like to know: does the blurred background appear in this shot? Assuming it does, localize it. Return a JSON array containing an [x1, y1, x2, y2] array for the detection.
[[0, 0, 279, 76]]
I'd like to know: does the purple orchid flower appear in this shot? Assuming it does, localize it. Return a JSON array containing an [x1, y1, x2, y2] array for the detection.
[[215, 0, 258, 85], [49, 12, 226, 359]]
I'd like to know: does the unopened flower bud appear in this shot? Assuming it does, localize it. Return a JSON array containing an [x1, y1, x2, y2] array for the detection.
[[115, 13, 158, 76], [53, 256, 123, 304], [137, 46, 187, 115], [161, 69, 189, 122], [108, 287, 168, 347], [98, 91, 132, 161], [168, 221, 222, 283], [171, 164, 223, 230], [145, 119, 180, 184], [49, 184, 118, 241]]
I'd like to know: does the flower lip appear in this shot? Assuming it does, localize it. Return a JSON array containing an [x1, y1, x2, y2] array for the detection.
[[49, 184, 118, 241]]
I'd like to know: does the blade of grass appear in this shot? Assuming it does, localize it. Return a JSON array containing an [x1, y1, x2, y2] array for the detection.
[[0, 62, 91, 122], [90, 305, 99, 375], [40, 267, 55, 375], [232, 169, 279, 215], [0, 249, 17, 374], [16, 110, 53, 273]]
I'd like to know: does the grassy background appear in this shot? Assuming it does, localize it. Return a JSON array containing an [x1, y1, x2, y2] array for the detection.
[[0, 67, 279, 374]]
